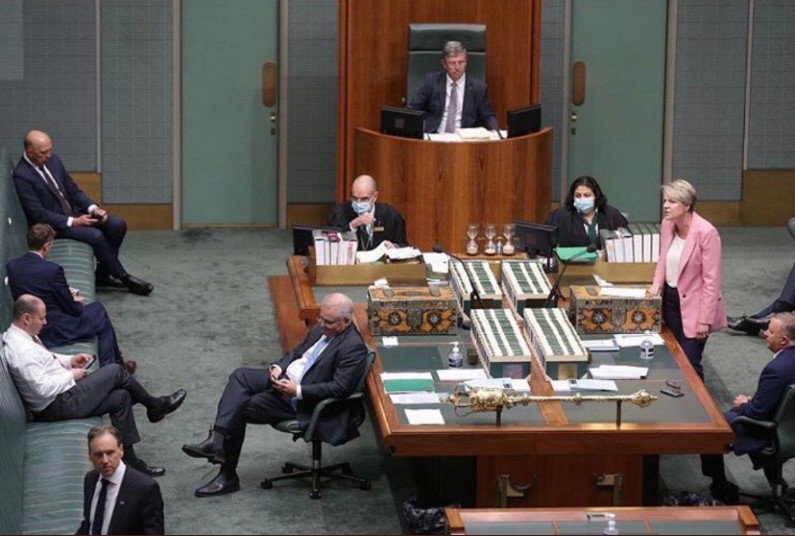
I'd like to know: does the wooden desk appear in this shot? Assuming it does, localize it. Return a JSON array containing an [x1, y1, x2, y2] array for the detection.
[[282, 256, 733, 507], [445, 506, 760, 535]]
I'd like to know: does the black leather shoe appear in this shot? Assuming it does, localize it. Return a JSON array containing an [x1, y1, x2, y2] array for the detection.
[[96, 275, 127, 290], [129, 458, 166, 478], [122, 274, 154, 296], [727, 315, 769, 336], [195, 470, 240, 497], [147, 389, 187, 423], [182, 430, 227, 464], [710, 480, 740, 505]]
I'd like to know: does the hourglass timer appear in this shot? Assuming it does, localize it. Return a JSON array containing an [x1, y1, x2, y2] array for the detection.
[[466, 224, 479, 255]]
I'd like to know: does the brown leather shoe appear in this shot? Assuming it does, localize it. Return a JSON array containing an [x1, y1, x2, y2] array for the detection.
[[123, 359, 137, 375]]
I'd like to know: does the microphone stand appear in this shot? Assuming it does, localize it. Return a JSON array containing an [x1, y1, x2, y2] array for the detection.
[[434, 245, 486, 310], [544, 246, 597, 308]]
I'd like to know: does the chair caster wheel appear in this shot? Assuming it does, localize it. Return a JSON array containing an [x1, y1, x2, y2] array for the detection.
[[310, 489, 321, 500], [261, 479, 273, 489], [341, 463, 353, 476], [360, 480, 372, 491], [281, 464, 293, 474]]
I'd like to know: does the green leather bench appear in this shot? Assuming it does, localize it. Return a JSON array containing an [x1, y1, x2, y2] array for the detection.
[[0, 146, 101, 535]]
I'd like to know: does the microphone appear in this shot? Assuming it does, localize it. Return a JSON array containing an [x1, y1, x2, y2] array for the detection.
[[433, 244, 486, 310], [544, 243, 598, 308]]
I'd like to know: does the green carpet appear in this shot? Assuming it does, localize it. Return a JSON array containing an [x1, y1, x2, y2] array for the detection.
[[97, 226, 794, 534]]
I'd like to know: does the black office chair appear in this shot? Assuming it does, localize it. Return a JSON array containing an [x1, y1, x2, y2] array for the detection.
[[260, 349, 375, 499], [732, 384, 795, 524], [406, 23, 486, 103]]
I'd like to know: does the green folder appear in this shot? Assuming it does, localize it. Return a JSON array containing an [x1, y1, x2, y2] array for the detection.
[[383, 378, 436, 394], [554, 246, 598, 263]]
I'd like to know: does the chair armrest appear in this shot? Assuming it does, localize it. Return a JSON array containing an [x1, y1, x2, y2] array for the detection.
[[303, 392, 365, 441], [731, 415, 778, 432]]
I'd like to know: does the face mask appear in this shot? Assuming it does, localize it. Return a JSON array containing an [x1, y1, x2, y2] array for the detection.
[[573, 197, 595, 214], [352, 200, 372, 215]]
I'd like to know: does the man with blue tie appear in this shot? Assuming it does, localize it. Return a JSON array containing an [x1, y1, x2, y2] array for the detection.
[[77, 425, 164, 535], [181, 293, 368, 497], [12, 129, 153, 296]]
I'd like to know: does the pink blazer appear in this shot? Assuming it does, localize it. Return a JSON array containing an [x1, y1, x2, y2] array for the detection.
[[652, 211, 727, 338]]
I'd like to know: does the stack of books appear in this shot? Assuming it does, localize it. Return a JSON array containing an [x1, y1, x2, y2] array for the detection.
[[312, 229, 358, 265], [600, 223, 660, 263]]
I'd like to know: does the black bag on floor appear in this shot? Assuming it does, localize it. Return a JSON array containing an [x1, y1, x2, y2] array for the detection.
[[662, 491, 724, 506], [402, 497, 455, 535]]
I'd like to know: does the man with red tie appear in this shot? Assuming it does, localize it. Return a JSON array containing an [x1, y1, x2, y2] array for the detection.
[[12, 129, 153, 296]]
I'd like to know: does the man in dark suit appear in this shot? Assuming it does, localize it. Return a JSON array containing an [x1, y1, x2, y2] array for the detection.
[[702, 312, 795, 503], [3, 295, 186, 477], [12, 129, 153, 296], [407, 40, 498, 134], [6, 224, 135, 373], [77, 425, 164, 535], [728, 260, 795, 335], [327, 174, 407, 251], [181, 293, 367, 497]]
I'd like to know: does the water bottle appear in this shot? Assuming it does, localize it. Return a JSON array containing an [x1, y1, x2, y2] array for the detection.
[[448, 341, 463, 368]]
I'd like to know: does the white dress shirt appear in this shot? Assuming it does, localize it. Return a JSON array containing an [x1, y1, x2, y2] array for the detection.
[[89, 461, 126, 535], [665, 234, 686, 288], [437, 73, 466, 134], [2, 323, 75, 412], [285, 336, 332, 400]]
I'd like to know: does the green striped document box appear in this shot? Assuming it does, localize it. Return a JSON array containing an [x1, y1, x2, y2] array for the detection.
[[450, 260, 503, 315], [523, 308, 590, 380], [471, 308, 534, 379], [501, 260, 552, 314]]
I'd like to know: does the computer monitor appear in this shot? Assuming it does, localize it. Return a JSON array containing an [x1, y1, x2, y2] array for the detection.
[[292, 224, 344, 256], [507, 104, 541, 138], [380, 106, 426, 139], [513, 220, 557, 260]]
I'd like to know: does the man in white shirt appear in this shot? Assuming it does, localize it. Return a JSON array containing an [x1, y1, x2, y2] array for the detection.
[[76, 425, 164, 535], [2, 295, 186, 477]]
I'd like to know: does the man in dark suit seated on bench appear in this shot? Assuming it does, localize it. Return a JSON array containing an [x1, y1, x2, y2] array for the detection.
[[6, 224, 136, 374]]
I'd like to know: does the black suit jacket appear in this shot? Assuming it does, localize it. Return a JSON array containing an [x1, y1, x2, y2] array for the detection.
[[727, 346, 795, 455], [13, 154, 95, 231], [76, 466, 164, 535], [544, 204, 628, 249], [274, 323, 368, 446], [6, 252, 96, 346], [407, 71, 498, 133], [327, 202, 407, 251]]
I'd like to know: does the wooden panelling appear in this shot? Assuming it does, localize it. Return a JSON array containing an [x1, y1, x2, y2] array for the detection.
[[694, 201, 742, 227], [71, 172, 102, 204], [338, 0, 542, 200], [741, 170, 795, 226], [354, 127, 552, 251], [286, 203, 335, 227], [103, 204, 173, 230]]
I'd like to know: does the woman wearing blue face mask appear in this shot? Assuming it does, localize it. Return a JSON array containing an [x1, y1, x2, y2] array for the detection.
[[544, 175, 628, 248]]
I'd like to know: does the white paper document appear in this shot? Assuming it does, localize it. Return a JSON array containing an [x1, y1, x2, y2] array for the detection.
[[423, 252, 449, 275], [436, 368, 488, 382], [614, 333, 665, 347], [427, 133, 463, 142], [552, 379, 618, 392], [589, 365, 648, 380], [599, 287, 648, 299], [386, 247, 422, 261], [405, 409, 445, 425], [381, 336, 399, 347], [356, 242, 389, 264], [465, 378, 531, 392], [380, 372, 433, 381], [456, 127, 493, 140], [582, 339, 619, 352], [390, 392, 443, 405], [592, 274, 613, 287]]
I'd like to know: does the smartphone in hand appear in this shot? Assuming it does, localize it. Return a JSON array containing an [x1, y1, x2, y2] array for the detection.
[[84, 355, 97, 370]]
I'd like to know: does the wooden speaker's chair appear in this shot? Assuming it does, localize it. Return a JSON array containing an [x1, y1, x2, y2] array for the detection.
[[406, 23, 486, 102], [732, 385, 795, 524], [260, 349, 375, 499]]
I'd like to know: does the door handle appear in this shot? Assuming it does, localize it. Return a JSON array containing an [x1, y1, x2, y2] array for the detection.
[[570, 109, 578, 136]]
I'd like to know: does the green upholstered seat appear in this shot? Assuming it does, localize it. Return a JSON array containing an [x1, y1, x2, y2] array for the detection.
[[49, 240, 97, 304], [406, 23, 486, 102], [788, 217, 795, 242], [0, 346, 28, 534]]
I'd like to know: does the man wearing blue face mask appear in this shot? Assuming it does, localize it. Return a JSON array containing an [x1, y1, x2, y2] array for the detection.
[[327, 175, 407, 251], [544, 175, 628, 248]]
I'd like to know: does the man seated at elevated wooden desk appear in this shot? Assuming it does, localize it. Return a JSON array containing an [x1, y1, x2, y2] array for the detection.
[[327, 174, 407, 252]]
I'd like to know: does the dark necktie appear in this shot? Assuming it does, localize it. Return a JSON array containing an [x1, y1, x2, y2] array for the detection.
[[91, 478, 110, 535], [444, 81, 458, 133], [39, 165, 72, 216]]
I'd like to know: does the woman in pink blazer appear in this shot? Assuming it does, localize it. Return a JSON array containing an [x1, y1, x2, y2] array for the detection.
[[650, 180, 727, 380]]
